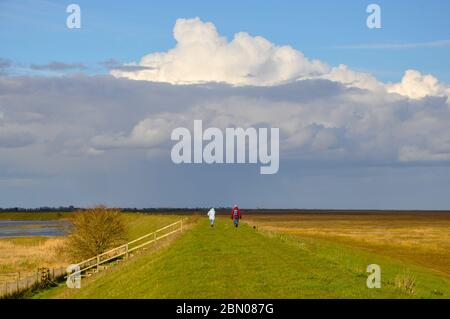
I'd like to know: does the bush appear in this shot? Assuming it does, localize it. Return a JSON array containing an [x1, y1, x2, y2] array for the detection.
[[395, 270, 416, 294], [67, 206, 128, 261]]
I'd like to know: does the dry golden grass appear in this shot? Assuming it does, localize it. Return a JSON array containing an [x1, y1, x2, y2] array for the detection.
[[0, 213, 189, 283], [245, 213, 450, 278], [0, 237, 70, 280]]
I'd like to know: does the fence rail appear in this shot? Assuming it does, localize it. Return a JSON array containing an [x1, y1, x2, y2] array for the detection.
[[67, 219, 183, 278], [0, 219, 184, 298]]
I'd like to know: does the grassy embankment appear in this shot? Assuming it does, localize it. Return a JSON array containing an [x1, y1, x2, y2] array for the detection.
[[34, 215, 450, 299], [0, 212, 185, 278]]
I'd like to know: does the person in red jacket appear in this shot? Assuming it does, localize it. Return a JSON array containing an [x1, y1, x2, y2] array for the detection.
[[231, 205, 241, 227]]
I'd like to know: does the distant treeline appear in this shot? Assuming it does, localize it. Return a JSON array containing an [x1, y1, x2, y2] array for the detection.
[[0, 206, 77, 212], [0, 206, 219, 213], [0, 207, 449, 214]]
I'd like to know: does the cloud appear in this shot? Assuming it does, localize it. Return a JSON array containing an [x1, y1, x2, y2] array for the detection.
[[0, 108, 36, 148], [323, 64, 383, 92], [2, 19, 450, 208], [0, 73, 450, 208], [108, 17, 449, 104], [0, 58, 12, 75], [1, 17, 449, 164], [111, 17, 329, 86], [30, 61, 86, 71], [1, 72, 448, 163], [100, 59, 156, 72], [399, 145, 450, 162], [92, 115, 181, 150], [386, 70, 450, 100], [0, 58, 12, 69], [0, 129, 35, 148]]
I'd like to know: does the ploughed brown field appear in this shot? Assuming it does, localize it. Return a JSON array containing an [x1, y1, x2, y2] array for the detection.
[[244, 212, 450, 278]]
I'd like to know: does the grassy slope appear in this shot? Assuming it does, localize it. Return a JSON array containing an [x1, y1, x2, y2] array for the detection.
[[35, 217, 450, 299], [121, 213, 185, 239], [0, 213, 185, 275]]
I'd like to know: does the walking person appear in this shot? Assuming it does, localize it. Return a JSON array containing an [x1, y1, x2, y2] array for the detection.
[[231, 205, 241, 227], [207, 208, 216, 227]]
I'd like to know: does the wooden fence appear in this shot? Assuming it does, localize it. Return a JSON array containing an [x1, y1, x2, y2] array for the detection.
[[0, 267, 66, 298], [66, 219, 184, 279], [0, 219, 183, 298]]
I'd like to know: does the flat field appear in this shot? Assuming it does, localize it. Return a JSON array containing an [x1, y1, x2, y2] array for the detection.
[[244, 212, 450, 278]]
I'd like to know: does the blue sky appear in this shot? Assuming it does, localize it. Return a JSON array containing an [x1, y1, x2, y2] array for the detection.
[[1, 1, 450, 209], [1, 0, 450, 82]]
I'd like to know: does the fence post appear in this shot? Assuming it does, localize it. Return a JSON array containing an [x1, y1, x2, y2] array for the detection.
[[97, 255, 100, 271], [181, 219, 183, 232], [125, 243, 129, 259]]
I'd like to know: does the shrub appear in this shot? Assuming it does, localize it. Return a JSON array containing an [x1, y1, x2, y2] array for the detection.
[[67, 206, 128, 261], [395, 270, 416, 294]]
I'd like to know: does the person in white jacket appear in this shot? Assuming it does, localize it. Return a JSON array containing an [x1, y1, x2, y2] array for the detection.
[[207, 208, 216, 227]]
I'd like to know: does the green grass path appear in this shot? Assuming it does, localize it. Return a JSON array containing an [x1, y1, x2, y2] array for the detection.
[[35, 217, 450, 299]]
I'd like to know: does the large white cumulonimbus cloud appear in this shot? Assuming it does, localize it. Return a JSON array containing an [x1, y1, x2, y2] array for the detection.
[[111, 17, 450, 103], [111, 17, 329, 86]]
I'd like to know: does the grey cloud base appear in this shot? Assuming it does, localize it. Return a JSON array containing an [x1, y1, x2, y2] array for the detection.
[[0, 75, 450, 208]]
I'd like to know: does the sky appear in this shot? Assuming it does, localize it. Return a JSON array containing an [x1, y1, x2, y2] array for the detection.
[[1, 0, 450, 209], [2, 0, 450, 82]]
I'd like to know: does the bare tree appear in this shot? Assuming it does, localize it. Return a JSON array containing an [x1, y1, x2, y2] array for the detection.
[[67, 206, 128, 260]]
